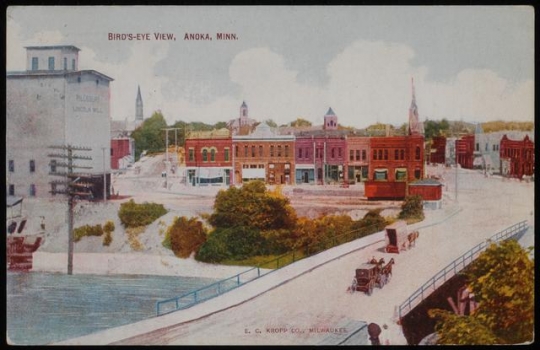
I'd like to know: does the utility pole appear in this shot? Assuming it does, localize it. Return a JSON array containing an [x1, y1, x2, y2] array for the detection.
[[102, 146, 107, 202], [162, 127, 182, 189], [49, 144, 93, 275]]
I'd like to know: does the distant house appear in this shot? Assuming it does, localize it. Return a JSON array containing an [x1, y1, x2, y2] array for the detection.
[[499, 134, 534, 179]]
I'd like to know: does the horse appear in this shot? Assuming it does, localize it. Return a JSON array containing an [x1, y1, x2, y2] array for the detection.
[[407, 230, 420, 248], [381, 258, 395, 280]]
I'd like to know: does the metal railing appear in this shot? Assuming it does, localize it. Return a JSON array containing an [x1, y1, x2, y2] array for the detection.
[[156, 222, 386, 316], [397, 220, 529, 320]]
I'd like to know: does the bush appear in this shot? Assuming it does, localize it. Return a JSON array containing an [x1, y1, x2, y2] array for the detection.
[[74, 224, 103, 242], [118, 199, 168, 228], [103, 230, 113, 246], [352, 209, 388, 236], [398, 195, 425, 221], [102, 220, 114, 246], [163, 216, 207, 258], [196, 226, 268, 263]]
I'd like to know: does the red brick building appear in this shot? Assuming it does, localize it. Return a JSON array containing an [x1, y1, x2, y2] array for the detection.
[[347, 135, 370, 184], [184, 128, 233, 186], [499, 134, 534, 179], [455, 135, 475, 169], [233, 123, 295, 185], [365, 135, 425, 199], [430, 136, 446, 164], [110, 137, 134, 170]]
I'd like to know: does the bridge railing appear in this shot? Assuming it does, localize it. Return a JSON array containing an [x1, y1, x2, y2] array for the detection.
[[397, 220, 529, 320]]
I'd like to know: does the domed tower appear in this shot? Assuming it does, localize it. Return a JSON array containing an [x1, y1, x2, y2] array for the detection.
[[239, 101, 248, 126]]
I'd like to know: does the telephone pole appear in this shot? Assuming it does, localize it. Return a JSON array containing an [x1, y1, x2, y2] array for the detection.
[[162, 127, 182, 189], [49, 144, 93, 275]]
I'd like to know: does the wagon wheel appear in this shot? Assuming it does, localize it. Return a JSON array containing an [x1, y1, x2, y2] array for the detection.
[[350, 278, 358, 294], [367, 281, 373, 296], [379, 274, 386, 288]]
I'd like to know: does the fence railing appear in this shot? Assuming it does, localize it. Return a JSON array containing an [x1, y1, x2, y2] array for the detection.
[[397, 220, 529, 320], [156, 222, 385, 316]]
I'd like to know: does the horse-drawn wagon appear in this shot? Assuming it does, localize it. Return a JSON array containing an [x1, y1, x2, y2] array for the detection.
[[384, 220, 419, 253], [350, 258, 395, 295]]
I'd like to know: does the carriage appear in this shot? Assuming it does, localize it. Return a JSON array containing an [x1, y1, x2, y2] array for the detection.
[[385, 220, 419, 253], [350, 258, 395, 295]]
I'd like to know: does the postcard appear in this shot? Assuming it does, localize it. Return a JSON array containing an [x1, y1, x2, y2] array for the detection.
[[5, 5, 534, 346]]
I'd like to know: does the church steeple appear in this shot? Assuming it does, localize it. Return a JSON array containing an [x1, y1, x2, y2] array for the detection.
[[408, 78, 424, 135], [135, 85, 143, 124]]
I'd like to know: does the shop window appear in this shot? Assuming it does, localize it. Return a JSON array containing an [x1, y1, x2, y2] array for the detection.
[[395, 169, 407, 181], [374, 169, 388, 181]]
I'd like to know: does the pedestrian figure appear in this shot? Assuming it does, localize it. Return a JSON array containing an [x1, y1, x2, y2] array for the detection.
[[367, 322, 382, 345]]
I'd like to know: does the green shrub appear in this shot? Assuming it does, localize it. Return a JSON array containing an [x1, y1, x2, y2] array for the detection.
[[103, 230, 113, 246], [398, 195, 425, 221], [74, 224, 103, 242], [118, 199, 168, 228], [196, 226, 268, 263], [103, 220, 115, 233]]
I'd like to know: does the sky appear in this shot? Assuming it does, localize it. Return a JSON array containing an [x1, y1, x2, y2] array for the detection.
[[6, 6, 535, 129]]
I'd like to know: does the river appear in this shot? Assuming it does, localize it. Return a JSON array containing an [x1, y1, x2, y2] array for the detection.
[[6, 272, 217, 345]]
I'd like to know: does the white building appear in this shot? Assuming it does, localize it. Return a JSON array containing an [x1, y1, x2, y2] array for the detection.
[[6, 45, 113, 199]]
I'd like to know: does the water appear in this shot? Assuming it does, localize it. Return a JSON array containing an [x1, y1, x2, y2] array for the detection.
[[6, 272, 218, 345]]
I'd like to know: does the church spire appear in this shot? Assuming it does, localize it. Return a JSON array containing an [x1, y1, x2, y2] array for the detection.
[[135, 85, 143, 124], [408, 77, 424, 135]]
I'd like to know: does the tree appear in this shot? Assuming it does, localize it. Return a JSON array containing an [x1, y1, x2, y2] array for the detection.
[[208, 180, 297, 231], [264, 119, 278, 128], [290, 118, 312, 127], [429, 240, 534, 344], [424, 118, 450, 140], [465, 240, 534, 343], [164, 216, 207, 258], [398, 195, 425, 222], [131, 111, 168, 160]]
